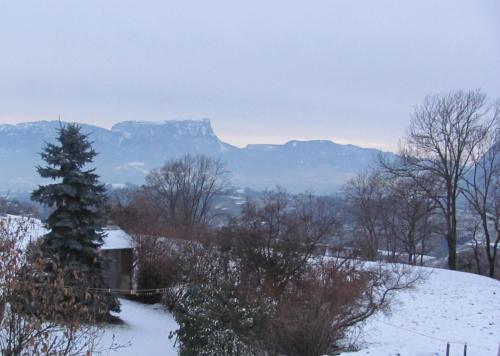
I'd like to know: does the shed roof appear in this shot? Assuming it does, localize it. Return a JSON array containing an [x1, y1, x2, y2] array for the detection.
[[1, 216, 134, 251], [101, 227, 135, 250]]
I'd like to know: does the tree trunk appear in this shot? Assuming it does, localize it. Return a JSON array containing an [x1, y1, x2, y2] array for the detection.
[[447, 227, 457, 270], [446, 193, 458, 270]]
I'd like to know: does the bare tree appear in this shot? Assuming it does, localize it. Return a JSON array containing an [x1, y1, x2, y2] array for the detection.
[[344, 171, 387, 260], [384, 177, 437, 265], [107, 187, 163, 235], [381, 90, 497, 269], [344, 171, 436, 264], [230, 189, 339, 294], [144, 155, 229, 230], [461, 113, 500, 277]]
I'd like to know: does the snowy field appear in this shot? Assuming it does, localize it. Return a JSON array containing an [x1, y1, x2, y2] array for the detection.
[[342, 267, 500, 356], [101, 299, 178, 356], [101, 267, 499, 356]]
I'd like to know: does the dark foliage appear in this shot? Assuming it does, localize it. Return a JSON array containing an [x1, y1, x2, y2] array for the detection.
[[31, 123, 119, 316]]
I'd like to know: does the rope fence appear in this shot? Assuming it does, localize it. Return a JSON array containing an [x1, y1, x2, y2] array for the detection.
[[75, 286, 169, 296], [377, 320, 495, 355]]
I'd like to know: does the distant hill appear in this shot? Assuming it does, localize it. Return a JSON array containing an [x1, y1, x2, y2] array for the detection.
[[0, 119, 392, 193]]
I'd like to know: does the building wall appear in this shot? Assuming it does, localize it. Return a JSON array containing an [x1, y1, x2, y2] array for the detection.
[[102, 249, 133, 290]]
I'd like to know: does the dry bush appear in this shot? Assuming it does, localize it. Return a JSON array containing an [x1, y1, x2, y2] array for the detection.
[[269, 262, 369, 355], [0, 216, 120, 355], [167, 190, 421, 355], [266, 258, 421, 356], [229, 190, 338, 294], [169, 238, 421, 356], [133, 235, 184, 295]]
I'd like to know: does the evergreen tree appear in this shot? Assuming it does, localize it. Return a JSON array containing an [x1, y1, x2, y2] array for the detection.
[[31, 123, 119, 315]]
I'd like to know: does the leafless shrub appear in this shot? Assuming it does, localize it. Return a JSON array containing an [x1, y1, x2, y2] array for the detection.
[[167, 189, 422, 355], [264, 255, 422, 356], [0, 216, 121, 355], [229, 189, 339, 294], [133, 234, 184, 297]]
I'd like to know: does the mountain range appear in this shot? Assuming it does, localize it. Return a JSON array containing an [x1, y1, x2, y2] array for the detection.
[[0, 119, 391, 193]]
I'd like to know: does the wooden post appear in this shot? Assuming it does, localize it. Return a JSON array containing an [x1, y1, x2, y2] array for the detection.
[[463, 343, 467, 356], [446, 342, 450, 356]]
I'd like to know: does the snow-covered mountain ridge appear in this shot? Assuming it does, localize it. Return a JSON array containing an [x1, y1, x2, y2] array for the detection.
[[0, 119, 393, 192]]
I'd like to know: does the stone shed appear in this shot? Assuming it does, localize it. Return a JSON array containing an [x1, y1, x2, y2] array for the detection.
[[101, 226, 135, 290]]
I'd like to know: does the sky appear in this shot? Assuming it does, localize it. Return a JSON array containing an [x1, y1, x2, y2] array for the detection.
[[0, 0, 499, 151]]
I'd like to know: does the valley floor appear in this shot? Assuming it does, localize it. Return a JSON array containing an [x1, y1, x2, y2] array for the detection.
[[102, 266, 499, 356]]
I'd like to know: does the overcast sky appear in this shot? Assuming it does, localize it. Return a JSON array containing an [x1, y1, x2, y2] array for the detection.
[[0, 0, 499, 150]]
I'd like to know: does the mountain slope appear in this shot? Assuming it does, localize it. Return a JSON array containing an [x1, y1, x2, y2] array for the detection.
[[227, 140, 384, 192], [0, 120, 391, 192]]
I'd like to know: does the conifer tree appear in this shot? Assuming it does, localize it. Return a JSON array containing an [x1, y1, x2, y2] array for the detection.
[[32, 122, 119, 315]]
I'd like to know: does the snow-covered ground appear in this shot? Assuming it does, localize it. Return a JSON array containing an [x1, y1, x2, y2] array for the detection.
[[102, 267, 499, 356], [101, 299, 178, 356], [0, 214, 47, 248], [342, 267, 500, 356]]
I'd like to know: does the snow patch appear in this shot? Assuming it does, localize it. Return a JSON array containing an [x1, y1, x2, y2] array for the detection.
[[102, 299, 178, 356], [115, 162, 149, 175], [101, 228, 135, 250]]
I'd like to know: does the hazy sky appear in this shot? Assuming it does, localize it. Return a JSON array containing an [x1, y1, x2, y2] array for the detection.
[[0, 1, 499, 151]]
